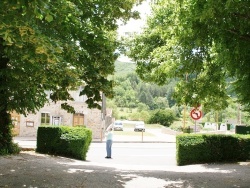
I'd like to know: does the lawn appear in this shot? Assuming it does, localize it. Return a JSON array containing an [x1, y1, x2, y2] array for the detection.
[[122, 123, 164, 129], [113, 123, 164, 137], [113, 130, 154, 137]]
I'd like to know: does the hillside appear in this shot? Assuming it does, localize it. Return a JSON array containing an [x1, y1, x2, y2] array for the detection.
[[114, 60, 136, 76]]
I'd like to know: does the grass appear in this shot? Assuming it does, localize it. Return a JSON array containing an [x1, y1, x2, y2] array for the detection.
[[118, 107, 137, 119], [112, 123, 164, 137], [122, 123, 164, 129], [113, 130, 154, 137]]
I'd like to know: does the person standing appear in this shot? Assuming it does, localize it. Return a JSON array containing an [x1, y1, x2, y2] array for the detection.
[[105, 127, 113, 159]]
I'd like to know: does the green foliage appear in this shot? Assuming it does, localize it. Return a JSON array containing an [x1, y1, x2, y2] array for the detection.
[[129, 110, 150, 122], [169, 121, 185, 131], [60, 127, 92, 160], [137, 103, 150, 112], [36, 126, 92, 160], [115, 60, 136, 76], [36, 126, 64, 154], [148, 109, 176, 127], [235, 126, 250, 134], [176, 134, 250, 166], [127, 0, 250, 113], [0, 0, 141, 156], [0, 141, 21, 155], [153, 97, 169, 110], [181, 127, 194, 133], [0, 112, 20, 155], [111, 68, 178, 112]]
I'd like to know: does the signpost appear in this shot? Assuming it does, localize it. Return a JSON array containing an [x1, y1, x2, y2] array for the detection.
[[190, 108, 202, 120], [190, 108, 202, 133]]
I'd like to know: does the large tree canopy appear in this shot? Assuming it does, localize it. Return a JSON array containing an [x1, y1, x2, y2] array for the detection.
[[127, 0, 250, 112], [0, 0, 141, 154]]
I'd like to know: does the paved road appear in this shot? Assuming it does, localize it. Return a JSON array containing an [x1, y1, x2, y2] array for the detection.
[[8, 136, 250, 187], [14, 136, 177, 169], [86, 143, 177, 170], [1, 147, 250, 188]]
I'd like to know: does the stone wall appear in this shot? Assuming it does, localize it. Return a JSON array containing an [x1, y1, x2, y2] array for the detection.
[[17, 101, 106, 139]]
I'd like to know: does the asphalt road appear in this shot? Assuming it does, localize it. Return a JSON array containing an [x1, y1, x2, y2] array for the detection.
[[86, 143, 177, 169], [8, 134, 250, 187]]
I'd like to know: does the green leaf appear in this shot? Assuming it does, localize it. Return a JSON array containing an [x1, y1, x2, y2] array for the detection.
[[45, 14, 53, 22]]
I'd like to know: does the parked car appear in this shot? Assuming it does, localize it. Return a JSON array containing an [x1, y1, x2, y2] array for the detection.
[[113, 121, 123, 131], [134, 121, 145, 132]]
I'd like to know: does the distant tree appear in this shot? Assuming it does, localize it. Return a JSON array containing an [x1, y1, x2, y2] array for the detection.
[[170, 105, 182, 118], [106, 100, 119, 119], [152, 97, 169, 110], [114, 86, 126, 98], [138, 91, 154, 109], [125, 90, 138, 108], [126, 73, 140, 87], [137, 103, 150, 112], [129, 110, 150, 122], [148, 109, 176, 127]]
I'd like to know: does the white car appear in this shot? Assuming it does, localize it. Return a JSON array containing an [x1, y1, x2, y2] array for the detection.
[[134, 122, 145, 132], [113, 121, 123, 131]]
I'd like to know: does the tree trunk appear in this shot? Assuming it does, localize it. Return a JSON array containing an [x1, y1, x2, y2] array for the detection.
[[0, 37, 13, 154]]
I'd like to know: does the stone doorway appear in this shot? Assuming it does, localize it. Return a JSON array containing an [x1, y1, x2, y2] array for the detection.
[[73, 113, 84, 126]]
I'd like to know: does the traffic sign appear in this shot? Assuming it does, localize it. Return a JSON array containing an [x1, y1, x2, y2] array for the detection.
[[190, 108, 202, 120]]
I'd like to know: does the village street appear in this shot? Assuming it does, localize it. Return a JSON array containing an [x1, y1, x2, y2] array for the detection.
[[1, 140, 250, 188], [3, 130, 249, 188]]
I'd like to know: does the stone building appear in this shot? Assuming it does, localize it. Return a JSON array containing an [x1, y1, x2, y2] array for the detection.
[[11, 88, 113, 140]]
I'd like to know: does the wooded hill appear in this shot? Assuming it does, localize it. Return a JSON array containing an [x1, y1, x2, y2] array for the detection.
[[110, 60, 249, 125]]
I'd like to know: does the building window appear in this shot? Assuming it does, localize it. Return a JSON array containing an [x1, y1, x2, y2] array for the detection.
[[41, 113, 50, 125]]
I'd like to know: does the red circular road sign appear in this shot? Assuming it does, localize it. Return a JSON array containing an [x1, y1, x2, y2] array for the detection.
[[190, 108, 202, 120]]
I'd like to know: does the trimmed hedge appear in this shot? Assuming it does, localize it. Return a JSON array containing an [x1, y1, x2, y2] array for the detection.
[[235, 125, 250, 134], [176, 134, 250, 166], [36, 126, 92, 160]]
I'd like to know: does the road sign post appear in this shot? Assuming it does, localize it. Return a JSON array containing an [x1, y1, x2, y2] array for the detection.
[[190, 108, 202, 133], [190, 108, 202, 120]]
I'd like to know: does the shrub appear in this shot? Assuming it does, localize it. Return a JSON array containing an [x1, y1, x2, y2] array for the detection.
[[129, 110, 150, 122], [148, 109, 176, 127], [0, 123, 21, 155], [36, 126, 92, 160], [176, 134, 250, 166], [0, 142, 21, 155]]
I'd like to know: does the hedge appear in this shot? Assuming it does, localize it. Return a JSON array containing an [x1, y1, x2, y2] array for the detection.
[[36, 126, 92, 160], [176, 134, 250, 166]]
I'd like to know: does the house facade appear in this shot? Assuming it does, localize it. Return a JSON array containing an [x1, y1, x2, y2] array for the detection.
[[11, 88, 113, 140]]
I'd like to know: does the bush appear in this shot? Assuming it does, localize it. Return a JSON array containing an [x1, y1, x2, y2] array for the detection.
[[176, 134, 250, 166], [169, 121, 182, 131], [36, 126, 92, 160], [129, 110, 150, 122], [0, 123, 21, 155], [148, 109, 176, 127], [0, 142, 21, 155]]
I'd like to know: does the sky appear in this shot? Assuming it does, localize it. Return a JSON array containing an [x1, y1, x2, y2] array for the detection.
[[117, 0, 151, 62], [117, 0, 151, 35]]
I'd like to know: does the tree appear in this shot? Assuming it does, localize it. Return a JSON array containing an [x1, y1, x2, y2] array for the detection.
[[148, 109, 176, 127], [0, 0, 142, 154], [153, 97, 169, 110], [127, 0, 250, 113]]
